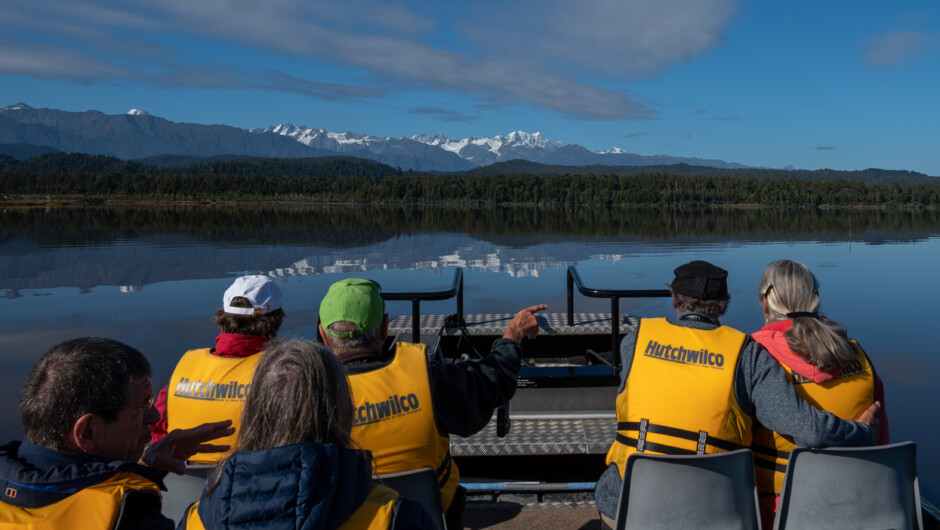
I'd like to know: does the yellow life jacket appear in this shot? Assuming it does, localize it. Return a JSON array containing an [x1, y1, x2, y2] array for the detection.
[[606, 318, 753, 477], [180, 484, 398, 530], [347, 342, 459, 510], [166, 348, 262, 463], [0, 471, 161, 530], [337, 485, 398, 530], [751, 339, 876, 496]]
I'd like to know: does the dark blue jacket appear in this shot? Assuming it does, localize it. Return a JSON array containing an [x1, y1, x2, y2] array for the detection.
[[0, 440, 172, 530], [194, 442, 433, 530]]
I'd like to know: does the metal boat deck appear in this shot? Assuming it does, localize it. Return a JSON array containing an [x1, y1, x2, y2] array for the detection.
[[389, 311, 631, 460], [389, 311, 639, 338]]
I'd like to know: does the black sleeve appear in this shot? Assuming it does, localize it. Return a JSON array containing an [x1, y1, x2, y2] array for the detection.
[[391, 498, 438, 530], [430, 338, 522, 437], [116, 489, 175, 530]]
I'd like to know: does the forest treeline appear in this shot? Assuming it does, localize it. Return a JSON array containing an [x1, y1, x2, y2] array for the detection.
[[471, 160, 938, 185], [5, 205, 940, 249], [2, 153, 940, 208]]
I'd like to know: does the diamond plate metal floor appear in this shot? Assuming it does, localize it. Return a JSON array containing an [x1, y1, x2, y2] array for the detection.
[[453, 417, 615, 457], [389, 312, 638, 336], [389, 312, 623, 459]]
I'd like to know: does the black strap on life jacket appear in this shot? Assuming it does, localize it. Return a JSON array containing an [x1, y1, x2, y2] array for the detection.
[[616, 420, 745, 455], [436, 451, 452, 488]]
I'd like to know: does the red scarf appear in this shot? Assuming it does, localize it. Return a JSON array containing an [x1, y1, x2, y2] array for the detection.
[[214, 333, 269, 357], [751, 320, 842, 383]]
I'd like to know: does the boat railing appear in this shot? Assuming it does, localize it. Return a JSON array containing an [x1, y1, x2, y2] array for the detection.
[[381, 268, 464, 343], [566, 265, 671, 355]]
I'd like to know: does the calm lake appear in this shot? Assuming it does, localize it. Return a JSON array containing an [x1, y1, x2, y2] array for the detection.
[[2, 205, 938, 500]]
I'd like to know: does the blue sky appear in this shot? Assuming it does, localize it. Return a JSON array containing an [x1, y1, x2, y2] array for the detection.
[[1, 1, 938, 175]]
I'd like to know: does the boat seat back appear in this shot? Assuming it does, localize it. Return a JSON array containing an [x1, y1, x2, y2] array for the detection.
[[774, 441, 922, 530], [160, 463, 214, 525], [614, 448, 760, 529], [375, 466, 447, 530]]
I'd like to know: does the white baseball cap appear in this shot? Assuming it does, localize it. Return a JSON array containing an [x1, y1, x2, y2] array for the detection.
[[223, 275, 282, 315]]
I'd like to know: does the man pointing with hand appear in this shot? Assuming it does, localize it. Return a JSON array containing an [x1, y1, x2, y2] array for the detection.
[[318, 277, 546, 529]]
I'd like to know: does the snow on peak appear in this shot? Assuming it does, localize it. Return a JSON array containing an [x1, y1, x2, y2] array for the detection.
[[266, 122, 378, 147], [411, 133, 452, 146], [414, 133, 475, 154], [269, 122, 307, 135], [3, 103, 32, 112], [411, 130, 566, 156], [127, 109, 150, 116], [598, 147, 628, 155], [500, 130, 563, 149], [505, 130, 540, 144]]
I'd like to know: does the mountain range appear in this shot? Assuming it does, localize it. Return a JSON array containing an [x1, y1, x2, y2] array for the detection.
[[0, 103, 749, 172]]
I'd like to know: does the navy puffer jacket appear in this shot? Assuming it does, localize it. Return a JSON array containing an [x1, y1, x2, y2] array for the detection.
[[194, 442, 431, 530]]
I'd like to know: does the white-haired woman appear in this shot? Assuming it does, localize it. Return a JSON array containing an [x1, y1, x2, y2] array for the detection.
[[751, 259, 888, 527]]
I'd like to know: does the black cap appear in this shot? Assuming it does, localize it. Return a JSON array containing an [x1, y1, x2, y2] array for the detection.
[[671, 260, 729, 300]]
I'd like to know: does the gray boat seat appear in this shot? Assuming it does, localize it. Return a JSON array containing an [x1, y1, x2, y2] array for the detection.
[[774, 441, 923, 530], [160, 463, 215, 525], [374, 467, 447, 530], [614, 448, 760, 529]]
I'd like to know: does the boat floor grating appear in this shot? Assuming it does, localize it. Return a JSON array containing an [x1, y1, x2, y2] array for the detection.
[[389, 312, 638, 336], [452, 417, 615, 456]]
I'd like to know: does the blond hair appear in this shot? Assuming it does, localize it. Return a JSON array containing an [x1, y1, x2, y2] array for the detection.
[[758, 260, 855, 372]]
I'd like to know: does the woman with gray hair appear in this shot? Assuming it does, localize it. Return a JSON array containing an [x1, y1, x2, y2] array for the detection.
[[179, 338, 434, 530], [751, 259, 889, 527]]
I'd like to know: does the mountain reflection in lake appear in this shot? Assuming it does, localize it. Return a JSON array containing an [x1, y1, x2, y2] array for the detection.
[[2, 205, 939, 500]]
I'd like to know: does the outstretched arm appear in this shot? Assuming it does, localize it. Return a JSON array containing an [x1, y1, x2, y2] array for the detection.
[[432, 304, 547, 437], [139, 420, 234, 475]]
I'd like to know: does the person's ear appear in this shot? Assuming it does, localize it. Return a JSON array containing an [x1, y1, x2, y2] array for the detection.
[[68, 413, 99, 454], [379, 314, 389, 341], [318, 323, 331, 347], [760, 297, 770, 318]]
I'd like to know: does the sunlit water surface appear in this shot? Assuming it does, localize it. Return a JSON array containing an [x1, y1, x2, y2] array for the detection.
[[1, 206, 937, 500]]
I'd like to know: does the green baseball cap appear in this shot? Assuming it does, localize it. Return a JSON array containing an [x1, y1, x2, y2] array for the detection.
[[319, 278, 385, 338]]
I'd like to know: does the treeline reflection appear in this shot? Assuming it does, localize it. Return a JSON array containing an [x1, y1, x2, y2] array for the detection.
[[3, 205, 940, 248]]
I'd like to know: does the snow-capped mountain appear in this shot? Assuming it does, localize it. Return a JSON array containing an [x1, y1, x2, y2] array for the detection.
[[408, 130, 750, 168], [264, 122, 748, 169], [410, 131, 568, 166], [1, 103, 749, 170], [255, 123, 475, 172]]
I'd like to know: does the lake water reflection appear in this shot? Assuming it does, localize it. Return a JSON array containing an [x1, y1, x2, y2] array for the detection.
[[2, 205, 939, 500]]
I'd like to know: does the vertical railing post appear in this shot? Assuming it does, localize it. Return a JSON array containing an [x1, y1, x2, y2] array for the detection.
[[567, 268, 574, 326], [411, 299, 421, 343], [457, 272, 464, 322], [610, 296, 620, 357]]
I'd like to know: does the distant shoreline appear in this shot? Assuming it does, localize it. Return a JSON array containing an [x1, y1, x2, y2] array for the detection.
[[1, 197, 935, 210]]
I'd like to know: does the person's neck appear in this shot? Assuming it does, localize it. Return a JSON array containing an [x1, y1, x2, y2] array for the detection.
[[336, 346, 384, 364]]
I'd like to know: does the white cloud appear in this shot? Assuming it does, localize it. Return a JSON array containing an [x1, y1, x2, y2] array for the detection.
[[459, 0, 739, 77], [0, 45, 129, 80], [0, 0, 741, 120], [864, 30, 934, 68]]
